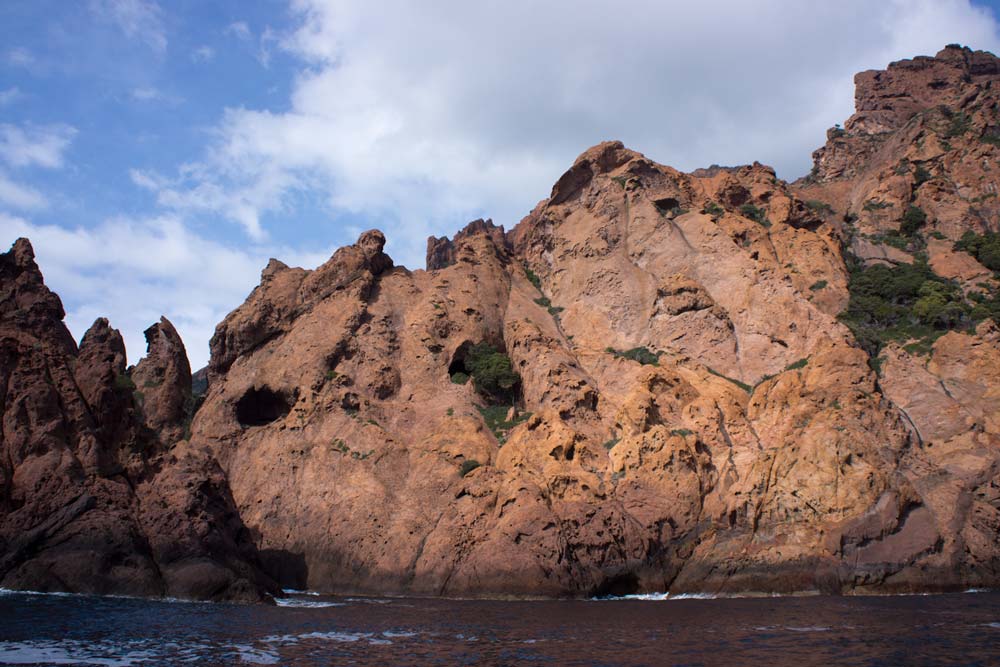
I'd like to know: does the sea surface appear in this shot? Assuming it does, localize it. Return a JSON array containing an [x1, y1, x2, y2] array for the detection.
[[1, 588, 999, 666]]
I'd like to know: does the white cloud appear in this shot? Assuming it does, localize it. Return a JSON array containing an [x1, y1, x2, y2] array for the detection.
[[5, 48, 35, 68], [0, 213, 331, 369], [0, 123, 76, 169], [129, 86, 181, 104], [0, 88, 22, 106], [129, 168, 166, 190], [257, 26, 278, 67], [192, 45, 215, 63], [0, 173, 45, 209], [226, 21, 252, 41], [90, 0, 167, 53], [146, 0, 1000, 270], [131, 86, 162, 101]]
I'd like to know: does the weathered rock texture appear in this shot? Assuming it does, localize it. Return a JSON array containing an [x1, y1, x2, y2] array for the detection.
[[2, 45, 999, 600], [0, 240, 277, 602]]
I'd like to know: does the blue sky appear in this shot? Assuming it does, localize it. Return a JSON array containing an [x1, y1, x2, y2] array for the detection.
[[2, 0, 1000, 369]]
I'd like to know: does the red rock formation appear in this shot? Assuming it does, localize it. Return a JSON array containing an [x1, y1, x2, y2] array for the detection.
[[3, 45, 999, 601], [0, 240, 277, 601]]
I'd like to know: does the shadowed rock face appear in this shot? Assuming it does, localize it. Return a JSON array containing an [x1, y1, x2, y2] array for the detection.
[[3, 46, 1000, 601], [0, 240, 277, 602]]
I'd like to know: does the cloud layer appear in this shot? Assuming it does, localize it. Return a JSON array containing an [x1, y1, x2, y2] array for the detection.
[[146, 0, 1000, 268]]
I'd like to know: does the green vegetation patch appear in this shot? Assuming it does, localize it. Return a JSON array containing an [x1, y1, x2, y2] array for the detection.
[[706, 367, 752, 393], [533, 296, 565, 318], [838, 257, 979, 357], [476, 405, 531, 444], [955, 231, 1000, 273], [809, 280, 828, 291], [331, 438, 373, 460], [805, 200, 833, 215], [739, 203, 771, 227], [703, 201, 725, 217], [606, 346, 660, 366], [900, 205, 928, 237], [465, 342, 521, 402], [944, 110, 971, 138], [784, 357, 809, 371], [913, 165, 932, 187], [524, 266, 542, 289]]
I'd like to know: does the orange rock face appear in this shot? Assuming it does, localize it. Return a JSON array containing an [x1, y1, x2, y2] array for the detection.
[[2, 45, 999, 600]]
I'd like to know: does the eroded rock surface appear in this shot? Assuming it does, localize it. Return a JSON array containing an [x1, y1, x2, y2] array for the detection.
[[0, 240, 277, 602], [3, 45, 999, 600]]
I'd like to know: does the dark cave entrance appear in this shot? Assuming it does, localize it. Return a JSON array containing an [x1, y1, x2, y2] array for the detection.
[[653, 197, 680, 213], [235, 386, 296, 427], [448, 340, 474, 379], [591, 571, 640, 598]]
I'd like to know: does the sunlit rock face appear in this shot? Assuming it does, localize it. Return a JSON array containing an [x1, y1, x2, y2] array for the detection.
[[3, 46, 1000, 601]]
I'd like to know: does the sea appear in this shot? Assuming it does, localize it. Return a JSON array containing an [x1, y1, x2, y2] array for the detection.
[[1, 588, 999, 666]]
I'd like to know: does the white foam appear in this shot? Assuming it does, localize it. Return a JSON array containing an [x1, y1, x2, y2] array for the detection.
[[232, 645, 280, 665], [593, 592, 716, 601], [0, 641, 153, 666], [298, 631, 371, 643], [280, 589, 320, 596], [0, 588, 75, 598], [785, 626, 831, 633], [0, 588, 208, 605], [274, 598, 344, 608]]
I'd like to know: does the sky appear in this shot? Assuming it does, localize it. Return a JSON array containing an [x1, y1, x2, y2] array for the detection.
[[2, 0, 1000, 370]]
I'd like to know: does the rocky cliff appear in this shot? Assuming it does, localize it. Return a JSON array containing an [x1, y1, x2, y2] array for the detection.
[[0, 240, 277, 601], [2, 45, 999, 600]]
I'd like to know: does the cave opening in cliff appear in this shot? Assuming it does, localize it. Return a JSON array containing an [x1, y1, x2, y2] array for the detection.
[[653, 197, 680, 214], [591, 571, 640, 598], [448, 343, 471, 378], [235, 386, 296, 427], [448, 340, 522, 404]]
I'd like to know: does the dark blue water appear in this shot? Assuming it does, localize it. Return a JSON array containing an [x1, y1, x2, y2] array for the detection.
[[1, 589, 999, 666]]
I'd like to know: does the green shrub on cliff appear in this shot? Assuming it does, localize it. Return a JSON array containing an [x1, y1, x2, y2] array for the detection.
[[739, 203, 770, 227], [476, 405, 530, 444], [838, 257, 973, 356], [955, 231, 1000, 272], [900, 205, 927, 237], [607, 346, 660, 366], [465, 342, 520, 401], [703, 201, 724, 216]]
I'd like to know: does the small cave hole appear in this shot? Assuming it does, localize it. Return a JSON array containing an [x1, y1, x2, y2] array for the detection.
[[592, 572, 640, 598], [236, 386, 296, 427], [653, 197, 680, 213], [448, 355, 469, 377]]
